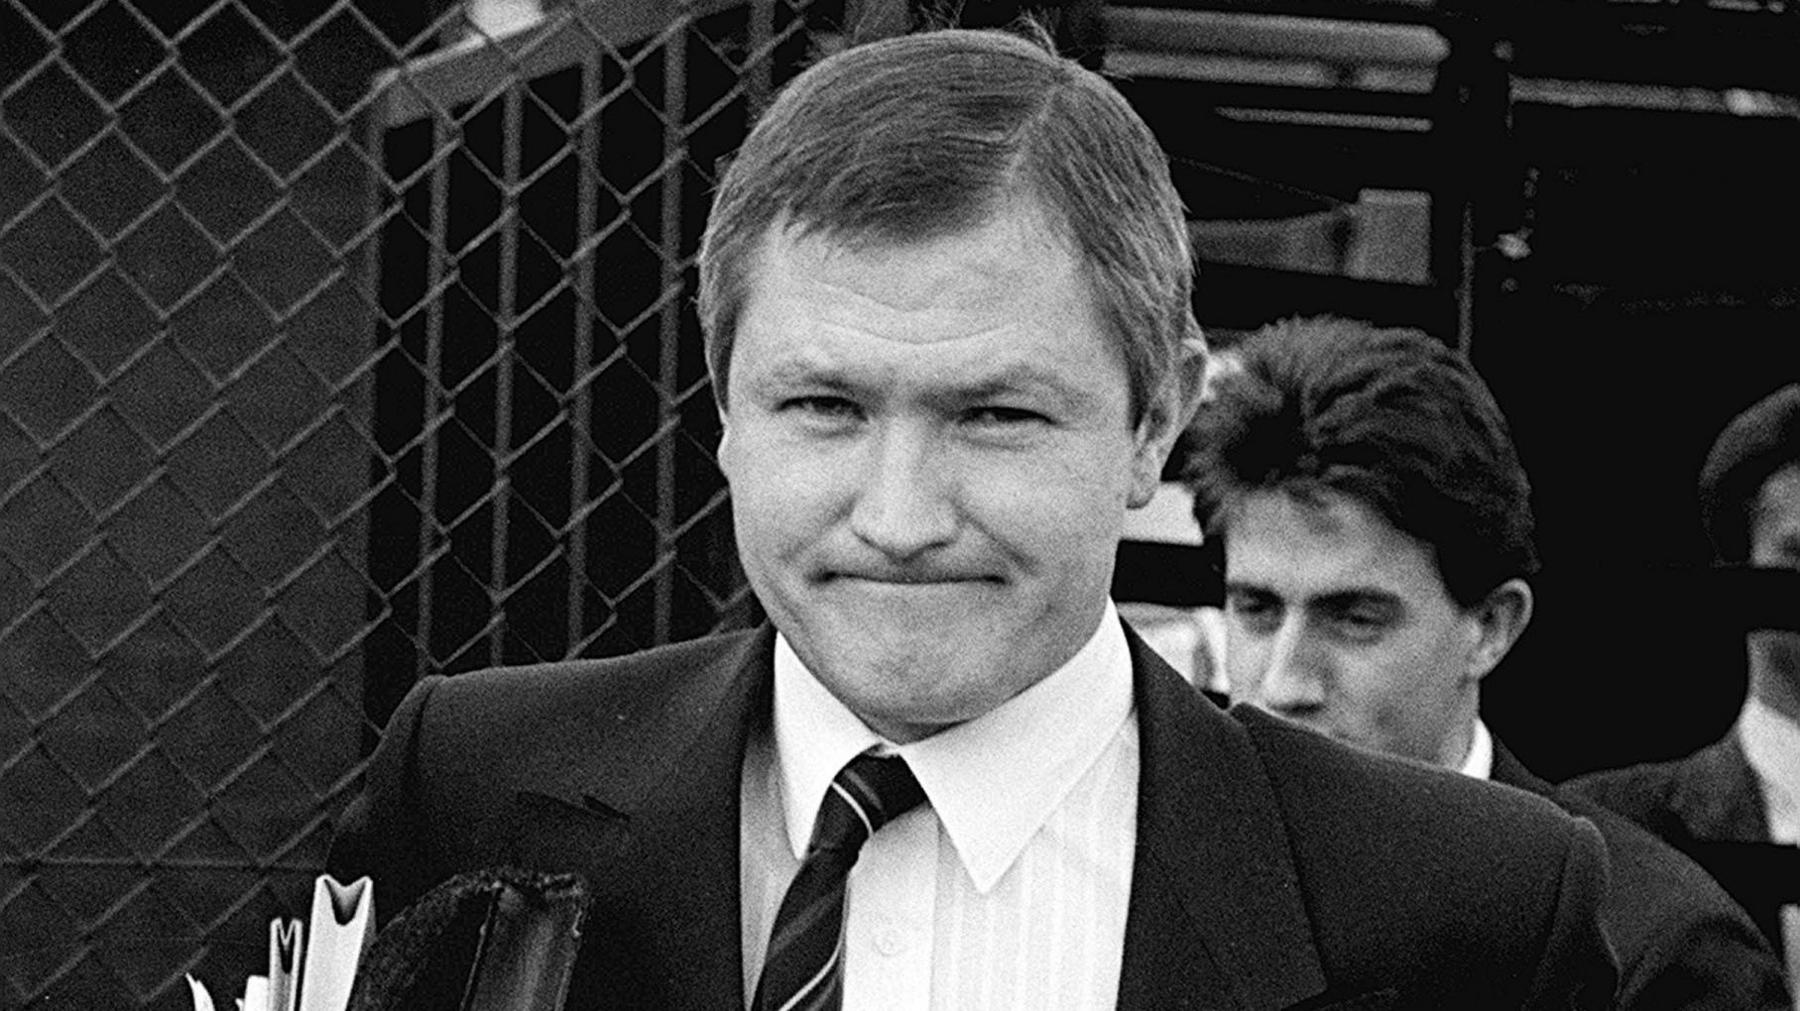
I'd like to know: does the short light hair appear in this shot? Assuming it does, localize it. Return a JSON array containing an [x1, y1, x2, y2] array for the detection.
[[697, 27, 1201, 424], [1185, 317, 1537, 608]]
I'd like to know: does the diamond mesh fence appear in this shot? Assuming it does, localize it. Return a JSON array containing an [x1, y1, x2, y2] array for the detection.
[[0, 0, 832, 1005]]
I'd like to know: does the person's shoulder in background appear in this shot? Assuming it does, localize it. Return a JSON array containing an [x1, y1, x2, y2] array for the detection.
[[1233, 705, 1618, 1008], [1558, 783, 1790, 1009], [1565, 733, 1764, 845]]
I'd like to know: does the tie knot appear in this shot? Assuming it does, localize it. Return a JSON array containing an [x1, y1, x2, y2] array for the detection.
[[809, 753, 925, 857]]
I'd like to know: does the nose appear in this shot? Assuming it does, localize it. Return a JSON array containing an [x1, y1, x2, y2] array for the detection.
[[1249, 617, 1328, 717], [849, 423, 957, 559]]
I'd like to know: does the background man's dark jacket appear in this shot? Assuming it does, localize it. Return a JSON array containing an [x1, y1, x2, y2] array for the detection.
[[1569, 735, 1800, 953], [329, 625, 1618, 1010], [1491, 738, 1787, 1007]]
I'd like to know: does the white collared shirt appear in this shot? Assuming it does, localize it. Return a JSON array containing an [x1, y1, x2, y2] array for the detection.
[[739, 603, 1140, 1010], [1458, 719, 1495, 781], [1736, 697, 1800, 999], [1740, 696, 1800, 845]]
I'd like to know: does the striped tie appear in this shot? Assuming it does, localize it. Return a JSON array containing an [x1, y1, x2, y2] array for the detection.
[[753, 753, 926, 1011]]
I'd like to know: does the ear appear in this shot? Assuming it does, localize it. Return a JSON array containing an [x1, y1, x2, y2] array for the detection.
[[1464, 578, 1533, 682], [715, 402, 735, 482], [1127, 338, 1209, 509]]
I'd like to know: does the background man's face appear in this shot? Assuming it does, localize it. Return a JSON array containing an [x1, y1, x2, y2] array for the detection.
[[716, 205, 1172, 743], [1748, 465, 1800, 695], [1222, 490, 1484, 767]]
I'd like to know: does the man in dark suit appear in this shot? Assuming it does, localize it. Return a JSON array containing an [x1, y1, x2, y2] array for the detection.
[[1571, 384, 1800, 975], [1181, 317, 1788, 1009], [329, 28, 1619, 1009]]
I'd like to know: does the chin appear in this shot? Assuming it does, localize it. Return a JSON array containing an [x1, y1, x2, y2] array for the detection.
[[838, 683, 989, 742], [825, 653, 1009, 725]]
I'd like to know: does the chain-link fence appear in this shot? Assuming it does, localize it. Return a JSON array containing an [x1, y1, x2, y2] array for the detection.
[[0, 0, 833, 1004]]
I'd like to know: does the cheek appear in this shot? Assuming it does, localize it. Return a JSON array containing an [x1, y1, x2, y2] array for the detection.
[[723, 437, 839, 549], [728, 424, 847, 493], [1426, 621, 1480, 678], [1341, 648, 1423, 707], [1361, 637, 1465, 725], [1002, 440, 1136, 519], [952, 447, 1107, 523], [1222, 644, 1264, 699]]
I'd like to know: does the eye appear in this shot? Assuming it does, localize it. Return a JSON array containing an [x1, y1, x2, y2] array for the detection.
[[1327, 605, 1393, 643], [964, 405, 1049, 427], [1224, 590, 1281, 634], [782, 395, 864, 422]]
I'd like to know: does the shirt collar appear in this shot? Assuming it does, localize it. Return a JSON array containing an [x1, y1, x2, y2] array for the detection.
[[1740, 695, 1800, 799], [771, 602, 1136, 893], [1458, 718, 1494, 780]]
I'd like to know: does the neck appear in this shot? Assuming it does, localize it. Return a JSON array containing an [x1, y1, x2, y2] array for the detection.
[[1431, 689, 1484, 772], [1749, 632, 1800, 724], [1436, 721, 1474, 772]]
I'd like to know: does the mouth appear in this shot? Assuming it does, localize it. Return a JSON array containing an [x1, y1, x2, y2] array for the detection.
[[822, 570, 1003, 586]]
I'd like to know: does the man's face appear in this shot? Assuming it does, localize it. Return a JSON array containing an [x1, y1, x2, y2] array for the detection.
[[716, 206, 1175, 743], [1222, 490, 1487, 768], [1748, 465, 1800, 696]]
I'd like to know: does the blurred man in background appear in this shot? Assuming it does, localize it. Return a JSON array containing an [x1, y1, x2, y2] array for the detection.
[[1185, 317, 1788, 1008], [1573, 383, 1800, 983]]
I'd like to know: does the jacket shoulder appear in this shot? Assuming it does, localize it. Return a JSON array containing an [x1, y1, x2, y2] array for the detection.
[[328, 629, 767, 921], [407, 628, 767, 801], [1564, 755, 1692, 817], [498, 626, 762, 676], [1231, 705, 1615, 1006], [428, 628, 762, 712], [1557, 791, 1790, 1008], [1564, 735, 1753, 842], [1236, 706, 1585, 850]]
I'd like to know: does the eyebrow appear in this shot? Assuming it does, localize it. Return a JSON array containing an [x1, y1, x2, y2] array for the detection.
[[1311, 591, 1403, 614], [743, 358, 853, 390], [1223, 581, 1402, 611], [953, 368, 1096, 407], [746, 356, 1099, 409]]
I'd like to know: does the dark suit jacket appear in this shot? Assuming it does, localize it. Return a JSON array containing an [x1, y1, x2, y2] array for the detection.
[[1567, 734, 1768, 847], [329, 625, 1618, 1010], [1569, 733, 1800, 953], [1491, 738, 1788, 1008]]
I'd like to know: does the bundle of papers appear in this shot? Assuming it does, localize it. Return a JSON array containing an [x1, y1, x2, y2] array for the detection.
[[186, 874, 374, 1011]]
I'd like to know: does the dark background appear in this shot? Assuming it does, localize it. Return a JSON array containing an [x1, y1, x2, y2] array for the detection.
[[1107, 0, 1800, 781]]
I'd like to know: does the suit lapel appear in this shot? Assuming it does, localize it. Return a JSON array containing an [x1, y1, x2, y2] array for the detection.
[[1672, 732, 1770, 842], [502, 627, 776, 1011], [1119, 630, 1327, 1010], [621, 636, 772, 1011]]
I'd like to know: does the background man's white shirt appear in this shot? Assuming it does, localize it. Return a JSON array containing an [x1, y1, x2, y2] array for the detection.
[[1738, 697, 1800, 995], [1458, 719, 1494, 781]]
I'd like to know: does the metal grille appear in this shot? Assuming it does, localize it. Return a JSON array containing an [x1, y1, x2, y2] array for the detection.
[[0, 1, 826, 1004]]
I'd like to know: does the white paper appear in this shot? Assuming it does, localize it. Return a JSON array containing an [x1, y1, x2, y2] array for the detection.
[[296, 875, 374, 1011], [185, 973, 216, 1011], [241, 973, 269, 1011], [269, 917, 302, 1011], [177, 874, 377, 1011]]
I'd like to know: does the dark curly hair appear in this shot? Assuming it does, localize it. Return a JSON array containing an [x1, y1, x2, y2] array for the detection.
[[1183, 317, 1536, 608]]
